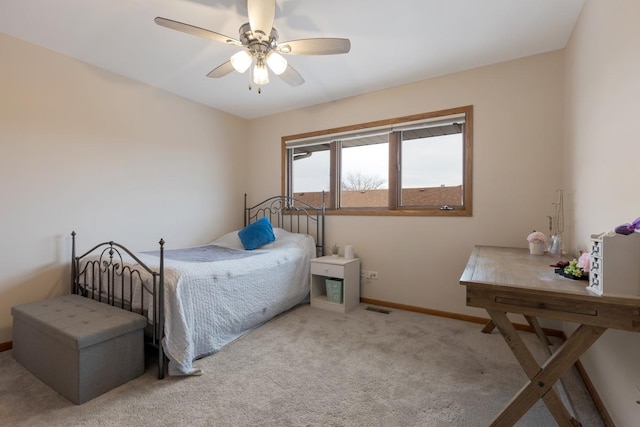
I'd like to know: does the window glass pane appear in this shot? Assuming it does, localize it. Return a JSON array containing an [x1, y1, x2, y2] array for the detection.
[[292, 145, 329, 206], [401, 133, 463, 207], [340, 138, 388, 208]]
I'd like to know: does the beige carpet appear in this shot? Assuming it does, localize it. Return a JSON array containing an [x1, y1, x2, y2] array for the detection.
[[0, 304, 603, 426]]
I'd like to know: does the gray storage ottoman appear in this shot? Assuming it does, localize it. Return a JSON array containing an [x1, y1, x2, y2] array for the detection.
[[11, 294, 147, 404]]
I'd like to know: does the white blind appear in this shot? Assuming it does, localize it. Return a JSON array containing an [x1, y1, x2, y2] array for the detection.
[[284, 113, 465, 149]]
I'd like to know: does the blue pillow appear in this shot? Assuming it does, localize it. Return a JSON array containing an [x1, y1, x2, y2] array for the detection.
[[238, 217, 276, 250]]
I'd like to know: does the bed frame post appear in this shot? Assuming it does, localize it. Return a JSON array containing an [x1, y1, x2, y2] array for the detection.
[[158, 238, 165, 379], [243, 193, 248, 226], [71, 231, 76, 294]]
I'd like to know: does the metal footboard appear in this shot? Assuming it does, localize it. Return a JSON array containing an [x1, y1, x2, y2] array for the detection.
[[71, 231, 166, 379]]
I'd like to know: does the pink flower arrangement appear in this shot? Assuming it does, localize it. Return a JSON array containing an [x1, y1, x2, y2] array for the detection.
[[577, 252, 590, 272], [527, 231, 548, 243]]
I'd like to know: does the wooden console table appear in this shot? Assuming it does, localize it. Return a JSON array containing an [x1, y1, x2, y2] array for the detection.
[[459, 245, 640, 427]]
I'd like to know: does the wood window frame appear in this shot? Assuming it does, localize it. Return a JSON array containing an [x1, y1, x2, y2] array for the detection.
[[282, 105, 473, 217]]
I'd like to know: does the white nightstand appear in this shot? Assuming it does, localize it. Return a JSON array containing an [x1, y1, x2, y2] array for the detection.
[[310, 256, 360, 313]]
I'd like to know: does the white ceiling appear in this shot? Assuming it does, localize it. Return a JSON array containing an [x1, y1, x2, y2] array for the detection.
[[0, 0, 585, 119]]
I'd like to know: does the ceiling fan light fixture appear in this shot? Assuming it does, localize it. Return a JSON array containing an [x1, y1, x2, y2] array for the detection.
[[266, 51, 287, 75], [230, 50, 252, 73], [253, 61, 270, 85]]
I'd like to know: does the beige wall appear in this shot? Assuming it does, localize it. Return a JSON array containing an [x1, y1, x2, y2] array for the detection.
[[564, 0, 640, 424], [0, 33, 248, 343], [247, 50, 565, 320]]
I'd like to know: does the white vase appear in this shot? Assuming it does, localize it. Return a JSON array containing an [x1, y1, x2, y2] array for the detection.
[[529, 241, 545, 255]]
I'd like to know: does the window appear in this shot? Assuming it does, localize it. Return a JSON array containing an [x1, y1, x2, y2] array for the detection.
[[282, 105, 473, 216]]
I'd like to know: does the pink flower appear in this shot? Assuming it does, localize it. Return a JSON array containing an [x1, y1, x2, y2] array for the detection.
[[527, 231, 548, 243], [577, 252, 590, 272]]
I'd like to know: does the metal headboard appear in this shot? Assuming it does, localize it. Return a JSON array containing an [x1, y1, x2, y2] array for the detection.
[[244, 193, 326, 256]]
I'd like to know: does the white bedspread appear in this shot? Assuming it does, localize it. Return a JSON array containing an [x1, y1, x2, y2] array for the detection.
[[135, 228, 315, 375]]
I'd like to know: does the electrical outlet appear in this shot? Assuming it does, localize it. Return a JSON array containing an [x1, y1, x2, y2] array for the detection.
[[361, 270, 379, 280]]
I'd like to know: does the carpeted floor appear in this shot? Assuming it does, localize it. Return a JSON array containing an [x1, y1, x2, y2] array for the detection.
[[0, 304, 603, 426]]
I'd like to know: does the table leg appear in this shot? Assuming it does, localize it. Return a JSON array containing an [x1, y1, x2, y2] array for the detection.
[[481, 320, 496, 334], [488, 311, 604, 426], [524, 315, 552, 346], [525, 315, 580, 423], [483, 317, 550, 340]]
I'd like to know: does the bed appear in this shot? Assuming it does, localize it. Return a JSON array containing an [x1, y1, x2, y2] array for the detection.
[[71, 194, 325, 378]]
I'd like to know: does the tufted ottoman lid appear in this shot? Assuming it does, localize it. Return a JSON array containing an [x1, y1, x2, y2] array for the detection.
[[12, 294, 147, 350]]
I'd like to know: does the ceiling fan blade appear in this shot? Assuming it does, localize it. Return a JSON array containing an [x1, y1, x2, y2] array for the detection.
[[207, 61, 236, 78], [278, 64, 305, 87], [277, 38, 351, 56], [247, 0, 275, 41], [154, 17, 241, 46]]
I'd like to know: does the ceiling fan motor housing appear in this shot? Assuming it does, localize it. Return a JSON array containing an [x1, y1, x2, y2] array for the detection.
[[238, 22, 279, 60]]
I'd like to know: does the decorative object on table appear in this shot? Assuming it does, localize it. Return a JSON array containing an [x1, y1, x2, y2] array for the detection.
[[344, 245, 355, 259], [577, 252, 590, 272], [548, 234, 562, 255], [555, 254, 589, 280], [550, 260, 570, 268], [588, 231, 640, 296], [614, 216, 640, 235], [547, 190, 564, 255], [331, 243, 339, 257], [527, 231, 548, 255]]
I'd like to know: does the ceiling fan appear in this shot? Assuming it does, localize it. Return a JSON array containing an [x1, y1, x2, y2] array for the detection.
[[155, 0, 351, 93]]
